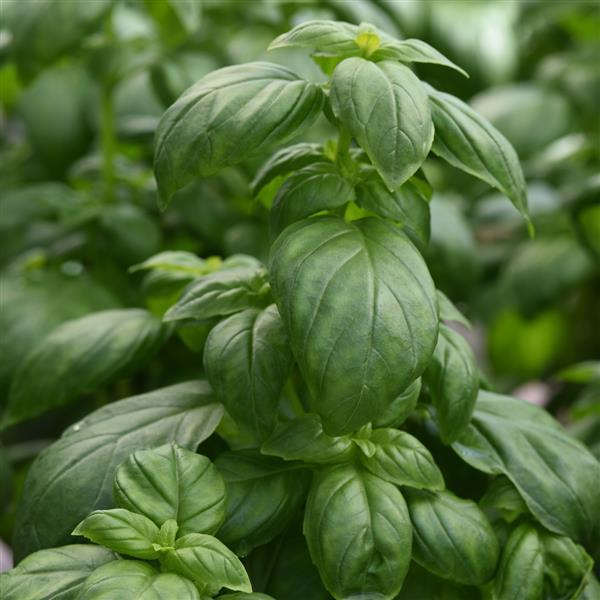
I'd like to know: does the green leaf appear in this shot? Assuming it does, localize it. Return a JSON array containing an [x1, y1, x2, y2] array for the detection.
[[13, 381, 223, 561], [72, 509, 160, 560], [304, 463, 412, 599], [359, 428, 444, 490], [330, 58, 433, 191], [372, 378, 421, 428], [76, 560, 201, 600], [215, 452, 309, 556], [373, 39, 468, 77], [404, 488, 499, 585], [452, 390, 600, 548], [4, 309, 165, 428], [131, 251, 213, 277], [270, 162, 355, 236], [426, 85, 531, 231], [162, 533, 252, 594], [493, 523, 543, 600], [154, 62, 324, 207], [355, 168, 430, 251], [261, 414, 354, 464], [423, 324, 479, 444], [436, 290, 471, 329], [204, 305, 292, 444], [164, 267, 271, 322], [0, 545, 115, 600], [268, 20, 361, 54], [269, 216, 438, 436], [114, 444, 226, 536], [251, 143, 324, 195], [219, 595, 275, 600], [479, 477, 528, 523]]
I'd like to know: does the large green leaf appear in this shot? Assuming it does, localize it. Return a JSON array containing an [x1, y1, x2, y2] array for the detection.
[[423, 324, 479, 444], [76, 560, 200, 600], [215, 452, 309, 556], [426, 85, 530, 229], [4, 309, 165, 428], [304, 463, 412, 599], [452, 391, 600, 548], [162, 533, 252, 594], [204, 305, 292, 444], [372, 378, 421, 428], [154, 62, 324, 206], [330, 58, 433, 191], [269, 216, 438, 435], [114, 444, 226, 536], [72, 509, 160, 560], [404, 488, 499, 585], [0, 545, 115, 600], [12, 381, 223, 560]]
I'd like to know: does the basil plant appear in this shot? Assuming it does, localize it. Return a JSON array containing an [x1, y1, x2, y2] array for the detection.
[[3, 20, 599, 600]]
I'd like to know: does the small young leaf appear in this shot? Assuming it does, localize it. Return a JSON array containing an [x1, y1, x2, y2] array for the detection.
[[359, 428, 444, 490], [72, 509, 161, 560], [262, 414, 354, 464], [426, 85, 531, 231], [154, 62, 324, 207], [331, 58, 433, 191], [436, 290, 471, 329], [304, 463, 412, 599], [479, 476, 528, 523], [130, 251, 210, 276], [404, 488, 499, 585], [162, 533, 252, 594], [424, 324, 479, 444], [0, 545, 115, 600], [114, 443, 226, 536], [269, 20, 360, 54]]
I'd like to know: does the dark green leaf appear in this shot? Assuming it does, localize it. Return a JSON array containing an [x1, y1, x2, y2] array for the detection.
[[372, 378, 421, 428], [452, 391, 600, 548], [162, 533, 251, 594], [219, 595, 274, 600], [4, 309, 165, 428], [76, 560, 201, 600], [423, 324, 479, 444], [13, 381, 223, 560], [359, 428, 444, 490], [114, 444, 226, 536], [154, 62, 324, 206], [404, 488, 499, 585], [436, 290, 471, 329], [331, 58, 433, 191], [204, 306, 292, 444], [262, 414, 354, 464], [215, 452, 309, 556], [479, 476, 528, 523], [269, 216, 438, 435], [304, 463, 412, 598], [426, 85, 530, 230], [72, 509, 160, 560], [0, 545, 115, 600], [270, 163, 355, 236]]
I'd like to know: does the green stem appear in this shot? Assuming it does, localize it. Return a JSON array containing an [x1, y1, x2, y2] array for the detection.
[[335, 126, 352, 161], [100, 82, 116, 202]]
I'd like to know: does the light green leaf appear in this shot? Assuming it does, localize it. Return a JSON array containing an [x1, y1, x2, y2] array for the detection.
[[114, 444, 226, 536], [72, 509, 160, 560], [130, 251, 210, 277], [359, 428, 444, 490], [162, 533, 251, 594], [154, 62, 324, 206], [426, 85, 531, 231], [270, 162, 355, 236], [215, 452, 309, 556], [372, 378, 421, 428], [13, 381, 223, 561], [331, 58, 433, 191], [436, 290, 471, 329], [261, 414, 354, 464], [452, 390, 600, 548], [269, 216, 438, 436], [251, 143, 324, 195], [4, 309, 165, 428], [204, 305, 292, 444], [0, 545, 115, 600], [304, 463, 412, 599], [76, 560, 200, 599], [404, 488, 499, 585], [268, 20, 360, 54], [423, 324, 479, 444], [493, 523, 544, 600]]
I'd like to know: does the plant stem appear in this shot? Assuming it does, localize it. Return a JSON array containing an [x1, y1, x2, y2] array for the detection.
[[100, 82, 116, 202], [335, 126, 352, 161]]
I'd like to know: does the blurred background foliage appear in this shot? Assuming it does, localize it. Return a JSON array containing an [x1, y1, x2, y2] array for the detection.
[[0, 0, 598, 564]]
